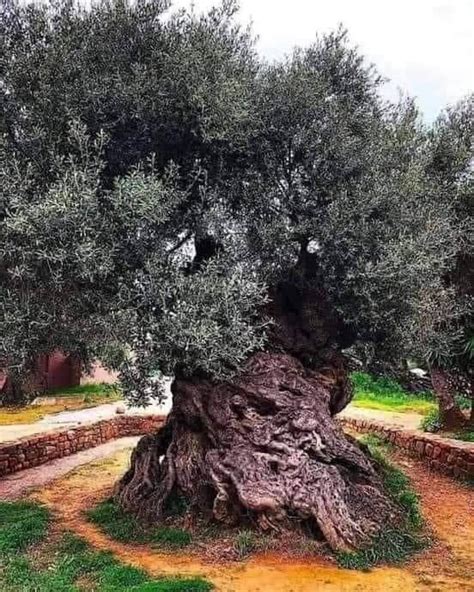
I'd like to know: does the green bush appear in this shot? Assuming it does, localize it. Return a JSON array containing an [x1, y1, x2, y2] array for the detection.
[[351, 372, 407, 397], [455, 430, 474, 442], [420, 408, 442, 432]]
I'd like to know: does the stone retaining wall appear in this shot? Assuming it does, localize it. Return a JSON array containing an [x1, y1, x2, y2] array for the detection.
[[0, 415, 165, 477], [340, 417, 474, 481]]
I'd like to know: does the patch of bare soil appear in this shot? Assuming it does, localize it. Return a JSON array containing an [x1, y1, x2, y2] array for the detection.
[[32, 447, 474, 592]]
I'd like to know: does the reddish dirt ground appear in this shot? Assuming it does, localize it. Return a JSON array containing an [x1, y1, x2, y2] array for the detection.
[[32, 447, 474, 592]]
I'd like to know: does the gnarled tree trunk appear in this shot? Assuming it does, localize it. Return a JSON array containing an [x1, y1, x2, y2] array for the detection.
[[115, 352, 401, 552], [118, 330, 405, 548], [116, 262, 402, 552]]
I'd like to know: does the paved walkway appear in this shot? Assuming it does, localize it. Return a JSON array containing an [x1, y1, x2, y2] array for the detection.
[[0, 436, 139, 500], [339, 404, 424, 430], [0, 384, 173, 444]]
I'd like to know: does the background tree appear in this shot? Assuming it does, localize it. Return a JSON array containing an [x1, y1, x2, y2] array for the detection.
[[0, 0, 466, 552], [423, 95, 474, 427]]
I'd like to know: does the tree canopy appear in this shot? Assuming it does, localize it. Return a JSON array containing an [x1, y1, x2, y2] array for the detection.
[[0, 0, 471, 405]]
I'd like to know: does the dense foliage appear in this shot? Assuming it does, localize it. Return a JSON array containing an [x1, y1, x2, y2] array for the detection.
[[0, 0, 471, 404]]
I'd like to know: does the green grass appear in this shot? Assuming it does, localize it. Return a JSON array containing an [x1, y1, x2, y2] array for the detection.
[[234, 530, 256, 559], [0, 501, 50, 554], [335, 435, 428, 570], [47, 382, 121, 398], [0, 502, 212, 592], [87, 499, 192, 550], [336, 528, 427, 570], [86, 498, 145, 543], [351, 371, 436, 414], [151, 527, 192, 549]]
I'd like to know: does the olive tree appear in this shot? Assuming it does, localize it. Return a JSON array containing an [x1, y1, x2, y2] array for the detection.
[[424, 95, 473, 427], [0, 0, 464, 551]]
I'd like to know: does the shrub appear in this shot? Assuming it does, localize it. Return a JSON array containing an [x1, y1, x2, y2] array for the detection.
[[420, 408, 442, 432]]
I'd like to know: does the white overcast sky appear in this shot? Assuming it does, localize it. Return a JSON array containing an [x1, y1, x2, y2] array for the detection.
[[173, 0, 474, 122]]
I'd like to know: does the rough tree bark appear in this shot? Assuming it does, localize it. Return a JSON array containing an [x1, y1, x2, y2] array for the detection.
[[115, 264, 402, 552], [430, 367, 466, 430], [0, 370, 41, 406], [116, 351, 400, 552]]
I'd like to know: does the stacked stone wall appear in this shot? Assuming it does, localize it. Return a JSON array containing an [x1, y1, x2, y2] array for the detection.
[[340, 417, 474, 481], [0, 415, 164, 477]]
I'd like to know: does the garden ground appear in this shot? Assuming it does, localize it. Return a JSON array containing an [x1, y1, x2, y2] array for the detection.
[[11, 442, 471, 592], [0, 384, 122, 427]]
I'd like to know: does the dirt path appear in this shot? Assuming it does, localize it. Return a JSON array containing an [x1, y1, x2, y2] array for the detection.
[[340, 405, 425, 430], [0, 437, 139, 500], [32, 445, 474, 592]]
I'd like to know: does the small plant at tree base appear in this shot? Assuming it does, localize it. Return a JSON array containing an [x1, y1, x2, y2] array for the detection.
[[234, 530, 257, 559], [420, 408, 443, 433]]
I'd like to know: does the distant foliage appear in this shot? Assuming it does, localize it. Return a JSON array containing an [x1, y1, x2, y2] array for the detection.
[[351, 372, 407, 398]]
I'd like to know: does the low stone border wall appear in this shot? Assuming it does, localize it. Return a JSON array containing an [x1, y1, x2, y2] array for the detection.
[[340, 417, 474, 481], [0, 415, 165, 477]]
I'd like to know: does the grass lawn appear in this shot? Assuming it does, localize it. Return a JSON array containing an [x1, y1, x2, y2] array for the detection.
[[0, 500, 212, 592], [0, 384, 122, 425], [351, 372, 436, 415]]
